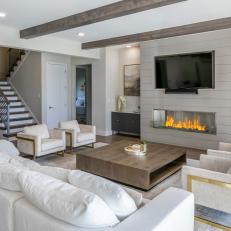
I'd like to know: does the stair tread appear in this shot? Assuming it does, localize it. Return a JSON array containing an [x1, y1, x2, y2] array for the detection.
[[9, 100, 21, 102], [0, 105, 25, 109], [1, 117, 33, 122], [2, 89, 13, 92], [3, 133, 18, 138], [6, 95, 17, 97], [9, 111, 29, 115], [0, 122, 37, 130]]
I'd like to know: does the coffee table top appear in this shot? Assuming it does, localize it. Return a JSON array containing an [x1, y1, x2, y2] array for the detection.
[[79, 140, 186, 173]]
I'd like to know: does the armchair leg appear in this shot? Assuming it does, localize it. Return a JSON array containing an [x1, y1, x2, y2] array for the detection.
[[91, 143, 95, 148], [57, 151, 65, 157], [66, 146, 74, 154]]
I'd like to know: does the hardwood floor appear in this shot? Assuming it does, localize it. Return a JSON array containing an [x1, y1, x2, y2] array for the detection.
[[96, 134, 205, 160]]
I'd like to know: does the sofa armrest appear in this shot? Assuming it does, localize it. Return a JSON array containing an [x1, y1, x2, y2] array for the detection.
[[200, 154, 231, 173], [207, 149, 231, 159], [79, 124, 96, 134], [219, 142, 231, 152], [113, 188, 194, 231], [17, 133, 41, 156], [182, 165, 231, 214]]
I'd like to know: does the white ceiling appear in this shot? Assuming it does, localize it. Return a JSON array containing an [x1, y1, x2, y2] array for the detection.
[[1, 0, 231, 43]]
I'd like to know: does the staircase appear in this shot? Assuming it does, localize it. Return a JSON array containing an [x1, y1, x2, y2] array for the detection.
[[0, 49, 37, 140], [0, 80, 37, 139], [6, 49, 30, 78]]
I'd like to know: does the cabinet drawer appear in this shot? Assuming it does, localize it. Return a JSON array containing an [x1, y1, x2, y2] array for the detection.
[[111, 112, 140, 135]]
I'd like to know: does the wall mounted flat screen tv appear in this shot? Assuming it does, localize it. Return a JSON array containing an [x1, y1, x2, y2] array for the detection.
[[155, 52, 215, 91]]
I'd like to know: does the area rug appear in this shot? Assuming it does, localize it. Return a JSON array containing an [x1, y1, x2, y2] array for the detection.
[[36, 142, 108, 169]]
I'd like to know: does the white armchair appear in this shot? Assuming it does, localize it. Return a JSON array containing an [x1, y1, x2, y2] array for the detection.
[[17, 124, 66, 159], [182, 154, 231, 225], [206, 141, 231, 159], [59, 120, 96, 149]]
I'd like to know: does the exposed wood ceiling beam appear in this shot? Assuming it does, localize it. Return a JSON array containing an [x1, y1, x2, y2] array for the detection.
[[20, 0, 186, 39], [82, 17, 231, 49]]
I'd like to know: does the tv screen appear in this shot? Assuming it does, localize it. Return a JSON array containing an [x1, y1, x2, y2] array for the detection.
[[155, 52, 214, 89]]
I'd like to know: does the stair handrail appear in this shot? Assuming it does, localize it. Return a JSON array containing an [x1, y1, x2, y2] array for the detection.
[[0, 89, 10, 135]]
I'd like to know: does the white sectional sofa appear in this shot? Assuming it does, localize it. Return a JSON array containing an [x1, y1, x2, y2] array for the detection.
[[0, 186, 194, 231], [0, 141, 194, 231]]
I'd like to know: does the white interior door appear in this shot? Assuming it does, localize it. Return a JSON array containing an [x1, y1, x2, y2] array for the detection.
[[46, 63, 68, 128]]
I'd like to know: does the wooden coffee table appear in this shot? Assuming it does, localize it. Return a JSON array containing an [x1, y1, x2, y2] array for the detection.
[[76, 140, 186, 190]]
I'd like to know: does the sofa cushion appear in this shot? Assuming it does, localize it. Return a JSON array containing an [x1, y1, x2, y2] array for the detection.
[[0, 140, 19, 156], [227, 167, 231, 174], [123, 187, 143, 208], [60, 120, 80, 132], [10, 156, 40, 169], [18, 171, 119, 228], [0, 163, 23, 191], [68, 170, 137, 220], [24, 124, 50, 139], [41, 139, 64, 151], [31, 165, 71, 182], [76, 133, 95, 143], [0, 152, 11, 164]]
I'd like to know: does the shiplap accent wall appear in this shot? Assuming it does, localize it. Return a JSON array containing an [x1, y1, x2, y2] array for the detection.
[[140, 29, 231, 150]]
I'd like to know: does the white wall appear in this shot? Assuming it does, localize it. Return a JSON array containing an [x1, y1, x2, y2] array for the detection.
[[11, 52, 42, 121], [140, 28, 231, 150], [0, 25, 99, 59]]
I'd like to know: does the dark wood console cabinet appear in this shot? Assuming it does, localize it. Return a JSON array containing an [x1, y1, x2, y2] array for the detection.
[[111, 112, 140, 136]]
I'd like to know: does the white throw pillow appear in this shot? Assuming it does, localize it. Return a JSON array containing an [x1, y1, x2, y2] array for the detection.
[[123, 187, 143, 208], [30, 165, 71, 182], [18, 171, 119, 228], [24, 124, 50, 139], [60, 120, 80, 132], [0, 140, 19, 156], [0, 152, 11, 164], [0, 163, 23, 191], [68, 170, 137, 220], [10, 156, 40, 169]]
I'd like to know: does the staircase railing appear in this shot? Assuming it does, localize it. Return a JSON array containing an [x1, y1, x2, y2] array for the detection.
[[0, 89, 10, 135]]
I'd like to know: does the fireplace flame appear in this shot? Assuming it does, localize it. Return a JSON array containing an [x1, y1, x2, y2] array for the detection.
[[165, 115, 206, 132]]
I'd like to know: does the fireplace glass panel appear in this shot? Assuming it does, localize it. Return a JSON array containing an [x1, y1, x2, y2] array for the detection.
[[152, 110, 216, 134]]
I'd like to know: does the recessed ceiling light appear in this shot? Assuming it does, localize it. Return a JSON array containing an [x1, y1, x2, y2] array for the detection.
[[0, 12, 6, 18], [78, 32, 85, 37], [126, 45, 132, 48]]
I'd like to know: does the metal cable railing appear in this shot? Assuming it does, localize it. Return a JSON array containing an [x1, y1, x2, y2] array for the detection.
[[0, 89, 10, 135]]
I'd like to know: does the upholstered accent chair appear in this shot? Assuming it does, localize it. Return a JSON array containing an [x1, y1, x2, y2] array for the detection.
[[205, 141, 231, 159], [182, 154, 231, 225], [59, 120, 96, 150], [17, 124, 66, 159]]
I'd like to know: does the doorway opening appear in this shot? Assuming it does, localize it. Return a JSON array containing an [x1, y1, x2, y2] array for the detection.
[[76, 65, 92, 124]]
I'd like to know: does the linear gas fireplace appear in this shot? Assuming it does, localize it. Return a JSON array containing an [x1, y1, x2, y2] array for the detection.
[[152, 110, 216, 135]]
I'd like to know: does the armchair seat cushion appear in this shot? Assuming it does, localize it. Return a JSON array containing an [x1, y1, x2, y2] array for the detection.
[[76, 132, 95, 143], [41, 139, 64, 151]]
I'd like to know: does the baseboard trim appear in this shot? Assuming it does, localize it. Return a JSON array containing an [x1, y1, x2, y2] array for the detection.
[[96, 130, 113, 136]]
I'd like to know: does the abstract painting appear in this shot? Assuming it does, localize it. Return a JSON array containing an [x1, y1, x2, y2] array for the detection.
[[124, 64, 140, 96]]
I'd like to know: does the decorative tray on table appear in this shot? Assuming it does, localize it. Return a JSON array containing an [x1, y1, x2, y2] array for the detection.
[[124, 144, 146, 156]]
